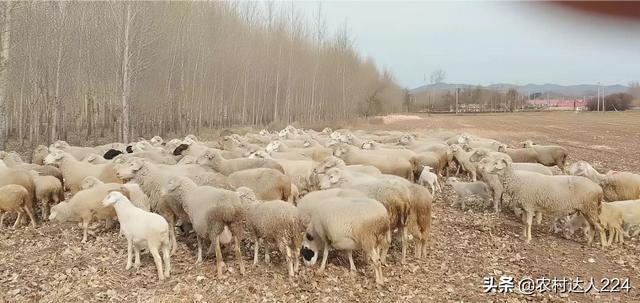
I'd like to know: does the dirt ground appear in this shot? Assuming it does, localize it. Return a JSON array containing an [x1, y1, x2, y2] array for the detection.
[[1, 111, 639, 302]]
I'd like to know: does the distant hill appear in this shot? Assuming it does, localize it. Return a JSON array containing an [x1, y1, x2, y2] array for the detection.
[[410, 82, 629, 98]]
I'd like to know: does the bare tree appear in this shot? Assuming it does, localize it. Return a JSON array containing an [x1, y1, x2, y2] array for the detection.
[[0, 1, 11, 149], [430, 69, 446, 84]]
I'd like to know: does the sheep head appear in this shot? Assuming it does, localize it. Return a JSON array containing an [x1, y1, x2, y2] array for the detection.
[[301, 230, 321, 266], [52, 140, 70, 149], [178, 155, 196, 165], [102, 189, 131, 207], [116, 158, 145, 181], [196, 150, 218, 166], [457, 135, 470, 144], [173, 144, 190, 156], [49, 202, 71, 222], [249, 151, 270, 159], [332, 144, 349, 157], [303, 139, 312, 148], [44, 151, 65, 166], [103, 149, 123, 160], [469, 150, 488, 163], [399, 134, 413, 145], [150, 136, 163, 145], [521, 140, 535, 148], [487, 158, 510, 175], [361, 141, 375, 150], [236, 186, 258, 205], [259, 129, 270, 136], [265, 141, 281, 153], [422, 165, 433, 172], [321, 127, 332, 135], [80, 176, 103, 190], [318, 168, 344, 190]]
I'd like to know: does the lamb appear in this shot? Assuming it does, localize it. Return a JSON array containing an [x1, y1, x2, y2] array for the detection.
[[196, 149, 284, 175], [562, 202, 624, 246], [333, 143, 414, 181], [445, 177, 492, 210], [227, 168, 293, 202], [418, 165, 441, 195], [80, 176, 151, 211], [49, 185, 130, 242], [486, 158, 606, 246], [162, 176, 245, 276], [0, 168, 38, 225], [237, 187, 308, 276], [298, 195, 389, 285], [115, 157, 212, 252], [49, 140, 100, 161], [45, 150, 121, 194], [102, 190, 171, 280], [568, 161, 640, 201], [0, 184, 36, 228], [317, 167, 412, 263], [29, 171, 65, 220], [450, 145, 478, 181]]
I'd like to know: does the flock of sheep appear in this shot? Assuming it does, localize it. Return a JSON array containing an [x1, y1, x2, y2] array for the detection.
[[1, 125, 639, 285]]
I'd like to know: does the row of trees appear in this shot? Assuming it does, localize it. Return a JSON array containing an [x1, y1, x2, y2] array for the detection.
[[585, 93, 633, 111], [409, 87, 524, 112], [0, 1, 405, 149]]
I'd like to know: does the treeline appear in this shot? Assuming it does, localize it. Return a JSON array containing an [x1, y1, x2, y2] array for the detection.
[[0, 1, 405, 148], [585, 93, 633, 111], [409, 87, 524, 112]]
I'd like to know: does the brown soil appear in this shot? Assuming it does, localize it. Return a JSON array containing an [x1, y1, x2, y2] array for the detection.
[[1, 111, 639, 302]]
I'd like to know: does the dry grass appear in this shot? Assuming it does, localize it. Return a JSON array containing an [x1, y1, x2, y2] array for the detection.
[[2, 111, 640, 302]]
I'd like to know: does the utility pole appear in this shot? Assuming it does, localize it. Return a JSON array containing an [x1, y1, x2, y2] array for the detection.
[[602, 86, 606, 113], [597, 86, 600, 112], [455, 88, 459, 114]]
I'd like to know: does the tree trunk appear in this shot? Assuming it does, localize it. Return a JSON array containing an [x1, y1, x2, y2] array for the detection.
[[0, 2, 11, 150], [121, 2, 132, 143]]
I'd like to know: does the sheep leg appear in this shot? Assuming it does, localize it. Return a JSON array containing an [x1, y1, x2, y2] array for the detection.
[[213, 235, 225, 277], [282, 240, 294, 277], [264, 245, 271, 264], [149, 245, 165, 281], [414, 238, 422, 259], [23, 205, 37, 228], [471, 171, 477, 182], [133, 246, 141, 269], [428, 183, 435, 196], [81, 218, 90, 243], [252, 239, 260, 266], [169, 226, 177, 255], [13, 212, 22, 228], [234, 236, 245, 275], [584, 213, 606, 248], [125, 238, 134, 270], [162, 243, 171, 278], [195, 236, 203, 264], [42, 200, 49, 221], [523, 211, 534, 243], [347, 250, 356, 273], [606, 227, 615, 246], [317, 243, 330, 274], [293, 234, 303, 273], [0, 212, 5, 228], [368, 247, 384, 286], [380, 231, 391, 265], [400, 225, 407, 264], [535, 212, 542, 225]]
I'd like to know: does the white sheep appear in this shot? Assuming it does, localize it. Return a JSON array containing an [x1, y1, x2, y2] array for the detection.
[[29, 171, 65, 220], [569, 161, 640, 201], [487, 158, 606, 246], [45, 150, 121, 194], [163, 176, 245, 277], [0, 184, 36, 228], [236, 187, 308, 276], [298, 195, 389, 285], [445, 177, 492, 210], [418, 165, 440, 195], [102, 191, 171, 280], [227, 168, 294, 202]]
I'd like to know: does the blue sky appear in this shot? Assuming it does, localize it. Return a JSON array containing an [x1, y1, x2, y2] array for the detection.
[[294, 1, 640, 88]]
